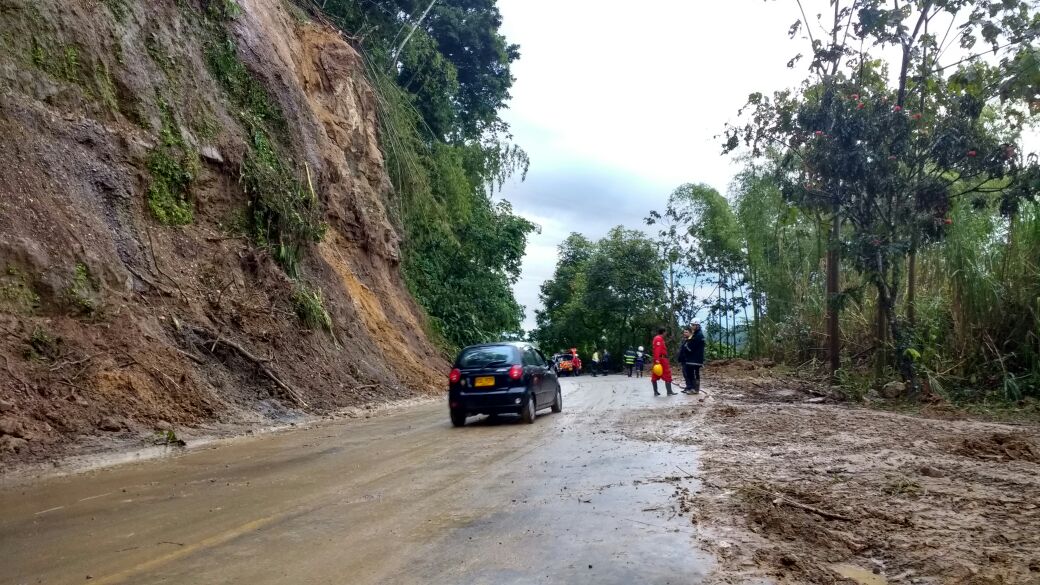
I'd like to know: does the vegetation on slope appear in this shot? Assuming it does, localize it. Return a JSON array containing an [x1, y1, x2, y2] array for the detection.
[[302, 0, 536, 348]]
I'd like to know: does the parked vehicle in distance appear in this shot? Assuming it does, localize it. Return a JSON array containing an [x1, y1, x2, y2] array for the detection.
[[553, 353, 577, 376], [553, 352, 583, 376], [448, 342, 562, 427]]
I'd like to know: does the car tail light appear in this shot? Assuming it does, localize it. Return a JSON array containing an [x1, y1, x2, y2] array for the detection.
[[449, 368, 461, 384], [508, 365, 523, 380]]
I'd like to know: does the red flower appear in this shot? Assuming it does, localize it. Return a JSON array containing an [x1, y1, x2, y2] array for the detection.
[[814, 130, 824, 136], [857, 102, 865, 109], [912, 113, 922, 120], [851, 94, 860, 100], [944, 218, 953, 225], [893, 105, 903, 112], [968, 150, 977, 157]]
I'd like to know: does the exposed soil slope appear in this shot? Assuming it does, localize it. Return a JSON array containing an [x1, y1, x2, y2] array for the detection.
[[0, 0, 447, 467], [625, 362, 1040, 584]]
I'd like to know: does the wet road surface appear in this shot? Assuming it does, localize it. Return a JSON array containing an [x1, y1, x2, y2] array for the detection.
[[0, 375, 712, 584]]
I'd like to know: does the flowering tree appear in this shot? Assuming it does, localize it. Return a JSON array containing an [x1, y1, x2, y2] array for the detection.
[[724, 0, 1040, 390]]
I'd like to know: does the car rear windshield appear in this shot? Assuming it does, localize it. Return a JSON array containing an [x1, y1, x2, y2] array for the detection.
[[457, 345, 519, 369], [558, 355, 573, 361]]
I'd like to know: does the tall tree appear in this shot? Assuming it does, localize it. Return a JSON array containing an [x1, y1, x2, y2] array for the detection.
[[534, 229, 667, 357], [725, 0, 1040, 390]]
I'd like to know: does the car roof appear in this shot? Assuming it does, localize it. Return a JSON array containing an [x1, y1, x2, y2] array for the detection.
[[460, 341, 533, 351]]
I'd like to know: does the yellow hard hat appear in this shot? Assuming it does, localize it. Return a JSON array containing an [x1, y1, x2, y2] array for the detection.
[[652, 363, 663, 376]]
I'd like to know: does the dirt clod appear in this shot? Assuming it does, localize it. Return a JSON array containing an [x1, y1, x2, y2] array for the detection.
[[0, 436, 29, 453], [98, 417, 123, 432], [919, 465, 944, 478], [958, 433, 1040, 463], [0, 417, 32, 440]]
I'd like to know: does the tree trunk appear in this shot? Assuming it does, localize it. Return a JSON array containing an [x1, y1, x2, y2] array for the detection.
[[743, 301, 754, 358], [827, 210, 841, 378], [907, 245, 917, 325], [874, 294, 888, 379], [875, 253, 918, 393]]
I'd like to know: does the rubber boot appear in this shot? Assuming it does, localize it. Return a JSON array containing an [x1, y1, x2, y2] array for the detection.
[[652, 380, 660, 396], [666, 381, 676, 396], [695, 377, 701, 393]]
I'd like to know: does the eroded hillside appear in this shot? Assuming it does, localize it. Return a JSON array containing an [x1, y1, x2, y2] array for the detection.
[[0, 0, 448, 466]]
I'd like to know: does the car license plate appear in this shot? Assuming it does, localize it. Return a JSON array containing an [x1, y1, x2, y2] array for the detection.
[[474, 376, 495, 388]]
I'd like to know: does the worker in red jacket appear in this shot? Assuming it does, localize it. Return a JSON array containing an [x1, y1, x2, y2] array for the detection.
[[651, 327, 676, 396]]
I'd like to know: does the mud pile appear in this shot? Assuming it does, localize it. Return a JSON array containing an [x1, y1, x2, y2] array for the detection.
[[0, 0, 447, 467], [625, 366, 1040, 584]]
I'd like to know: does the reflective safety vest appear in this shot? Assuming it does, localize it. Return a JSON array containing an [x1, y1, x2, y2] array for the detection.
[[624, 351, 636, 365]]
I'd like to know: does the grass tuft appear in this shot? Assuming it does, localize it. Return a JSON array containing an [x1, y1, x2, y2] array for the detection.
[[292, 282, 333, 334]]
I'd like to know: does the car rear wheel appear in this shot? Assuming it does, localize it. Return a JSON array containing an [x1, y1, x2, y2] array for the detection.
[[520, 394, 536, 424], [450, 409, 467, 427], [551, 386, 562, 413]]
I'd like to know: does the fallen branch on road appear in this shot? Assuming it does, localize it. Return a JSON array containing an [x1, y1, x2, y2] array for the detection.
[[771, 493, 853, 522]]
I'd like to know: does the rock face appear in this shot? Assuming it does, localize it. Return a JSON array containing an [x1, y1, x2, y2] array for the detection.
[[0, 0, 448, 466]]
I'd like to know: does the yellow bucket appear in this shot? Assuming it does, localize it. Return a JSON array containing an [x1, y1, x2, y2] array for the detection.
[[652, 363, 663, 377]]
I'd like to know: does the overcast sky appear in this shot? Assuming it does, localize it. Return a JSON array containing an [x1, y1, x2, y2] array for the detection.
[[493, 0, 1037, 332]]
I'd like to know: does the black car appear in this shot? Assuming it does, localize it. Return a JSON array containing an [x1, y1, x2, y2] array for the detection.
[[447, 342, 562, 427]]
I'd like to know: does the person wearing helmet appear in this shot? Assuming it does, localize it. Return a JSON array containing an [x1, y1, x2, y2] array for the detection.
[[651, 327, 675, 396], [635, 346, 646, 378]]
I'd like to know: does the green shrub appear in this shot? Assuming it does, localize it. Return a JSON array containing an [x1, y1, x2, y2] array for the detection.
[[146, 98, 197, 225], [0, 268, 40, 314], [207, 0, 242, 21], [291, 282, 333, 334], [67, 263, 99, 315], [31, 38, 80, 82], [24, 327, 61, 361], [203, 8, 324, 275], [103, 0, 130, 23], [241, 133, 325, 275]]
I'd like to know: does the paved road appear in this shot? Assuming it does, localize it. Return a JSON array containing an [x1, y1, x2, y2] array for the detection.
[[0, 375, 712, 585]]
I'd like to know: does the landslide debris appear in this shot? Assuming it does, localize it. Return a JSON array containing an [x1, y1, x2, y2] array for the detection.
[[624, 362, 1040, 584], [0, 0, 447, 468]]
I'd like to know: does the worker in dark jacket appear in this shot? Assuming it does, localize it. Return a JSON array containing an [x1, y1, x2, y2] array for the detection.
[[678, 322, 706, 394], [623, 347, 637, 377]]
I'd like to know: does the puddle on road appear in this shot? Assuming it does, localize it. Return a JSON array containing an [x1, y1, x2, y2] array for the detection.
[[831, 563, 888, 585]]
